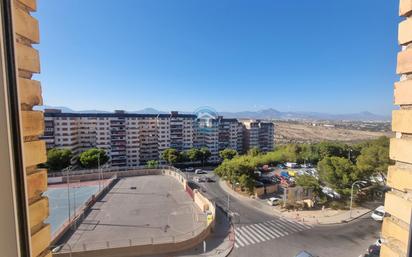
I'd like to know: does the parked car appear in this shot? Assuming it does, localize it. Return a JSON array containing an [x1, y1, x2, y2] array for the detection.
[[277, 164, 286, 169], [301, 163, 313, 168], [257, 177, 273, 184], [285, 162, 299, 169], [365, 244, 380, 257], [185, 167, 194, 172], [321, 186, 341, 199], [267, 197, 281, 206], [288, 170, 297, 177], [194, 177, 206, 183], [271, 176, 280, 184], [280, 171, 290, 179], [195, 169, 207, 174], [254, 180, 265, 187], [280, 177, 294, 187], [371, 206, 385, 221], [204, 177, 215, 183]]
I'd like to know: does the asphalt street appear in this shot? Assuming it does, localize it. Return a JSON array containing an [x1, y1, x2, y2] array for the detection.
[[194, 171, 381, 257]]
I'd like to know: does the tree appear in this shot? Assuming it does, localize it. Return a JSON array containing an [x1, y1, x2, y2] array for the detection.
[[219, 148, 238, 160], [318, 156, 357, 197], [187, 148, 202, 163], [146, 160, 159, 168], [238, 174, 255, 194], [356, 143, 390, 178], [247, 147, 261, 157], [199, 147, 212, 166], [317, 142, 347, 160], [47, 148, 72, 171], [79, 148, 109, 169], [162, 148, 180, 165], [296, 174, 322, 197]]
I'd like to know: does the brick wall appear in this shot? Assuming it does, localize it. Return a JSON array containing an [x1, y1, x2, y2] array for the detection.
[[381, 1, 412, 256], [12, 0, 50, 256]]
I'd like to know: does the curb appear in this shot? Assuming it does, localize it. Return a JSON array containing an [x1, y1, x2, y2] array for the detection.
[[314, 209, 373, 226], [218, 179, 374, 227]]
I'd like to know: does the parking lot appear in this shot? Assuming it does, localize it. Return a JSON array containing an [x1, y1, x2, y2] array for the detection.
[[60, 175, 207, 252]]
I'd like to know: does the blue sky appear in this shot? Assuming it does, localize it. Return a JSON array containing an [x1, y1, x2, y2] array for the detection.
[[35, 0, 400, 115]]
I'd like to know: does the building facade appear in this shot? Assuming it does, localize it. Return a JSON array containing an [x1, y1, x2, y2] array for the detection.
[[44, 110, 275, 166], [241, 120, 275, 153], [43, 110, 197, 166], [380, 1, 412, 256]]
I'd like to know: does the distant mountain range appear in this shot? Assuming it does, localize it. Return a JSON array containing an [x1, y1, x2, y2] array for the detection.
[[35, 106, 391, 122]]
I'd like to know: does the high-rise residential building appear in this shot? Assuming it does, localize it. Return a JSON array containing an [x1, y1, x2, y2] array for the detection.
[[43, 110, 197, 166], [194, 117, 220, 162], [216, 116, 243, 153], [241, 120, 275, 153], [43, 110, 275, 166]]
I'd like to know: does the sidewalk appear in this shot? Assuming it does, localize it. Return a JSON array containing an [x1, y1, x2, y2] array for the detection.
[[173, 207, 235, 257], [219, 179, 373, 225]]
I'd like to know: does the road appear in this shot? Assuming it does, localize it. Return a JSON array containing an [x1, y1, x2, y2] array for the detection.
[[194, 171, 382, 257]]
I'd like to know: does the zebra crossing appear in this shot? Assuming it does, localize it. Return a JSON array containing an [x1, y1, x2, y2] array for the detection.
[[234, 218, 313, 248]]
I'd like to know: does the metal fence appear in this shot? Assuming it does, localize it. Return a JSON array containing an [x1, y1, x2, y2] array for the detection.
[[54, 224, 208, 253], [48, 165, 187, 178]]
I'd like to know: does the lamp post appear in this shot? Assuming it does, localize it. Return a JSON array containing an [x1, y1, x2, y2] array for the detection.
[[98, 153, 101, 191], [350, 180, 363, 218], [63, 166, 72, 221], [65, 156, 78, 222], [348, 149, 353, 162]]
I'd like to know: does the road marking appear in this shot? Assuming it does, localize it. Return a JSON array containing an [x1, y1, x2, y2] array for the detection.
[[273, 220, 299, 233], [236, 228, 252, 246], [250, 224, 271, 240], [244, 225, 266, 242], [264, 221, 288, 236], [239, 226, 261, 244], [279, 218, 307, 230], [234, 218, 314, 248], [254, 223, 279, 239], [271, 219, 300, 233]]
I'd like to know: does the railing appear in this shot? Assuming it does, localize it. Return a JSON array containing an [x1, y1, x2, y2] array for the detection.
[[48, 165, 178, 177], [50, 174, 118, 243], [56, 223, 208, 253]]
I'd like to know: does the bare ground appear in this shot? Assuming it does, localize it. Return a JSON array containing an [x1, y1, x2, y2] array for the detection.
[[275, 121, 393, 144]]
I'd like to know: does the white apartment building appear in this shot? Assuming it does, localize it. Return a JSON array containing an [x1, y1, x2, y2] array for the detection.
[[43, 110, 275, 167], [43, 110, 197, 167]]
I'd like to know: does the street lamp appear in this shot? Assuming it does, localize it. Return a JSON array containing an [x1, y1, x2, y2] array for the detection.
[[98, 153, 101, 191], [348, 149, 353, 161], [350, 180, 364, 218], [63, 166, 72, 221], [64, 156, 78, 222]]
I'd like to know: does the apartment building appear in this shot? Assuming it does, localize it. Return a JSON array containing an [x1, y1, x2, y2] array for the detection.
[[194, 118, 219, 162], [217, 116, 243, 153], [43, 110, 197, 166], [44, 110, 276, 165], [241, 120, 275, 153]]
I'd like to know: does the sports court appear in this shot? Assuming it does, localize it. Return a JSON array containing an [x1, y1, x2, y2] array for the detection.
[[45, 181, 105, 235], [60, 175, 207, 252]]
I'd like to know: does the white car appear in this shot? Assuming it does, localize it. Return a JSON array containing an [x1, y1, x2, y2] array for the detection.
[[371, 206, 385, 221], [195, 169, 206, 174], [267, 197, 281, 206]]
